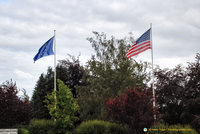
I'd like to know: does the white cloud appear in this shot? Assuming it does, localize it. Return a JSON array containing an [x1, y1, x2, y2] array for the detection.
[[14, 69, 34, 79]]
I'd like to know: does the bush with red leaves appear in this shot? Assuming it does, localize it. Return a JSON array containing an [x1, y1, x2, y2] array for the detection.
[[106, 88, 154, 134], [0, 80, 31, 128]]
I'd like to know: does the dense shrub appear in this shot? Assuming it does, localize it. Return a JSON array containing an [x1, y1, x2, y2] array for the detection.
[[18, 128, 29, 134], [28, 119, 55, 134], [106, 88, 154, 133], [147, 123, 197, 134], [107, 123, 129, 134], [75, 120, 128, 134], [191, 116, 200, 134]]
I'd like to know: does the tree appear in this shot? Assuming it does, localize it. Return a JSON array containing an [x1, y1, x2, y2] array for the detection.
[[154, 65, 186, 124], [31, 56, 84, 119], [181, 53, 200, 133], [184, 53, 200, 99], [154, 53, 200, 132], [0, 80, 31, 128], [31, 68, 54, 119], [45, 79, 79, 134], [106, 88, 153, 134], [77, 32, 150, 121], [58, 55, 83, 98]]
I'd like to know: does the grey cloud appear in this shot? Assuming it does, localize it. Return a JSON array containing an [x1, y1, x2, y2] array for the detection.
[[0, 0, 199, 97]]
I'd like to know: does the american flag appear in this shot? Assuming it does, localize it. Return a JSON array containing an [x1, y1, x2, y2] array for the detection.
[[126, 28, 151, 58]]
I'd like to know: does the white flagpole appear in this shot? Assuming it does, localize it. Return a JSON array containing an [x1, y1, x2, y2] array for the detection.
[[150, 23, 156, 122], [54, 30, 57, 116]]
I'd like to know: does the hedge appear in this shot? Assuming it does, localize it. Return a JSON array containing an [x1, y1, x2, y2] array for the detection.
[[28, 119, 55, 134], [74, 120, 128, 134]]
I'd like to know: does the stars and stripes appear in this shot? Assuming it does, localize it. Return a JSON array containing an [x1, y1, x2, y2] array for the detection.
[[126, 28, 151, 58]]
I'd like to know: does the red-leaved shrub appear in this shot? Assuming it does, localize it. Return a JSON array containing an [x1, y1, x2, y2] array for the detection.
[[106, 88, 154, 133]]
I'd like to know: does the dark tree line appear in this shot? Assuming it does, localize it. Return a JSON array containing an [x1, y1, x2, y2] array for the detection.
[[155, 53, 200, 132], [2, 31, 199, 133], [31, 31, 200, 133]]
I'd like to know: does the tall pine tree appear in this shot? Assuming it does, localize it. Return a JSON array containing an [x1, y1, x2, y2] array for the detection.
[[31, 68, 54, 119]]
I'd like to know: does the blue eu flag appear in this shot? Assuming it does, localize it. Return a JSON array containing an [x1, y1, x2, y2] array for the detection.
[[33, 36, 54, 63]]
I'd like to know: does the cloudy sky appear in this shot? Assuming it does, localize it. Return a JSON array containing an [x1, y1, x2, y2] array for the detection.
[[0, 0, 199, 97]]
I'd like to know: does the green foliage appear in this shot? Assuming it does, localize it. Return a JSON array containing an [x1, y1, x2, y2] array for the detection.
[[28, 119, 55, 134], [148, 123, 198, 134], [31, 56, 83, 119], [17, 125, 29, 134], [18, 128, 29, 134], [75, 120, 128, 134], [45, 79, 79, 134], [78, 32, 150, 121], [31, 68, 54, 119], [107, 123, 129, 134]]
